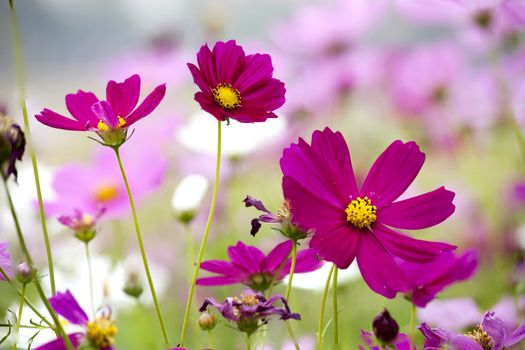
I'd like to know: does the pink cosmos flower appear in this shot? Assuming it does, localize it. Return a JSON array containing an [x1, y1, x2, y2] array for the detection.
[[196, 240, 323, 292], [44, 146, 167, 219], [398, 249, 478, 307], [280, 128, 456, 298], [187, 40, 286, 123], [0, 242, 11, 279], [35, 74, 166, 145], [35, 290, 116, 350]]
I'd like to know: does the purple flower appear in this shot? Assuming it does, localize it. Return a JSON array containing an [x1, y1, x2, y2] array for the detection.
[[420, 311, 525, 350], [44, 146, 167, 219], [58, 207, 106, 243], [199, 293, 300, 335], [0, 242, 12, 280], [280, 128, 456, 298], [35, 290, 117, 350], [35, 74, 166, 146], [196, 240, 323, 291], [187, 40, 286, 123], [399, 249, 478, 307], [359, 330, 413, 350], [0, 114, 26, 181]]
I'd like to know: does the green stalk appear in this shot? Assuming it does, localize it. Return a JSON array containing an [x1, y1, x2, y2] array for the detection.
[[284, 321, 300, 350], [8, 0, 56, 296], [409, 303, 416, 346], [12, 283, 25, 350], [114, 147, 169, 344], [208, 330, 213, 350], [317, 264, 335, 347], [285, 242, 297, 301], [246, 335, 252, 350], [180, 120, 222, 346], [332, 267, 339, 348], [85, 243, 95, 318]]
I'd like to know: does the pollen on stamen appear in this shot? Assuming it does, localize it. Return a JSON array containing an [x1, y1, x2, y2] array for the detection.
[[212, 83, 241, 109], [97, 116, 126, 132], [345, 196, 377, 229]]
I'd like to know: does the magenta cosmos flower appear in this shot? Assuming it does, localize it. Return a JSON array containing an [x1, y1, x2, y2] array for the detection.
[[0, 242, 11, 280], [35, 74, 166, 146], [196, 240, 323, 291], [420, 311, 525, 350], [280, 128, 456, 298], [398, 249, 478, 307], [188, 40, 285, 123], [35, 290, 117, 350]]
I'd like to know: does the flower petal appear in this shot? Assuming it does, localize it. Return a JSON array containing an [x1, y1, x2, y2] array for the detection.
[[227, 241, 266, 274], [235, 53, 274, 91], [196, 43, 218, 87], [196, 276, 245, 286], [507, 323, 525, 347], [35, 109, 86, 131], [356, 233, 409, 298], [374, 223, 456, 263], [241, 78, 286, 111], [34, 333, 84, 350], [310, 223, 361, 269], [283, 248, 323, 274], [125, 83, 166, 125], [213, 40, 246, 83], [91, 100, 118, 127], [361, 140, 425, 207], [200, 260, 247, 276], [481, 312, 507, 349], [379, 187, 455, 230], [261, 240, 293, 273], [106, 74, 141, 117], [49, 290, 89, 326], [188, 63, 212, 93], [65, 90, 100, 125]]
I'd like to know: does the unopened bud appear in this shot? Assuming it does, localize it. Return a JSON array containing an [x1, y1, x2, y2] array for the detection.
[[123, 271, 143, 299], [198, 312, 217, 331], [372, 309, 399, 344], [16, 262, 37, 284]]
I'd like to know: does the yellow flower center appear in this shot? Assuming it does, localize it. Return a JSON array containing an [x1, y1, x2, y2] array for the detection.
[[95, 183, 119, 202], [467, 325, 494, 350], [212, 83, 241, 109], [345, 196, 377, 229], [233, 294, 259, 307], [86, 317, 117, 348], [97, 116, 126, 132]]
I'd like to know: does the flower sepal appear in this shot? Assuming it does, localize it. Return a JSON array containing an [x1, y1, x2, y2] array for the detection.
[[273, 223, 308, 242], [77, 342, 98, 350]]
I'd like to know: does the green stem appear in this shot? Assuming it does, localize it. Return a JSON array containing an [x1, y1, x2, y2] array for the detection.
[[266, 250, 292, 297], [12, 283, 25, 350], [409, 303, 416, 346], [208, 330, 213, 350], [184, 223, 195, 279], [114, 147, 169, 345], [180, 120, 222, 346], [0, 267, 52, 328], [8, 0, 56, 296], [332, 266, 339, 348], [285, 242, 297, 301], [285, 321, 300, 350], [85, 243, 95, 318], [317, 264, 335, 347], [246, 335, 252, 350]]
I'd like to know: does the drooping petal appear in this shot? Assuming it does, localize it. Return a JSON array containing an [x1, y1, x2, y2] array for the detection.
[[212, 40, 245, 83], [360, 140, 425, 207], [419, 323, 482, 350], [91, 100, 119, 128], [34, 333, 84, 350], [507, 324, 525, 347], [49, 290, 89, 326], [374, 223, 456, 263], [125, 83, 167, 125], [481, 312, 507, 349], [261, 240, 293, 273], [378, 187, 455, 230], [227, 241, 266, 274], [35, 109, 87, 131], [65, 90, 100, 125], [106, 74, 140, 117], [356, 233, 409, 298], [310, 223, 361, 269], [235, 53, 274, 91]]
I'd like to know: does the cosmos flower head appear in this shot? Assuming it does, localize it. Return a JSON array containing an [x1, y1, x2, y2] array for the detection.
[[196, 240, 323, 292], [398, 249, 478, 307], [0, 242, 12, 280], [35, 74, 166, 147], [199, 293, 300, 336], [0, 114, 26, 181], [280, 127, 456, 298], [419, 311, 525, 350], [58, 207, 106, 243], [35, 290, 117, 350], [187, 40, 286, 123]]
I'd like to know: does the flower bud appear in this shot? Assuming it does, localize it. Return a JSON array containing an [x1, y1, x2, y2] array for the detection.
[[16, 262, 37, 284], [0, 115, 26, 181], [372, 309, 399, 344], [123, 271, 143, 299], [198, 312, 217, 331]]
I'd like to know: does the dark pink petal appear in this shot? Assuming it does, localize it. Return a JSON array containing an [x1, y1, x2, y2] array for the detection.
[[194, 91, 226, 121], [34, 333, 84, 350], [229, 107, 278, 123], [212, 40, 245, 83], [196, 276, 245, 286], [283, 248, 323, 274], [65, 90, 100, 124], [481, 312, 507, 349], [356, 233, 409, 298], [188, 63, 212, 93], [227, 241, 266, 274], [374, 223, 455, 263], [360, 140, 425, 207], [49, 290, 89, 326], [310, 224, 361, 269], [261, 240, 293, 273], [91, 100, 118, 127], [235, 53, 274, 91], [125, 83, 166, 125], [35, 109, 86, 131], [196, 43, 218, 87], [507, 324, 525, 347], [241, 78, 286, 111], [200, 260, 247, 276], [379, 187, 455, 230], [106, 74, 140, 117]]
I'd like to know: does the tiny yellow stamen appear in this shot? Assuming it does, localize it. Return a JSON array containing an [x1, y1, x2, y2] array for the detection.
[[212, 83, 241, 109], [345, 196, 377, 229], [97, 116, 126, 132], [95, 183, 119, 202], [467, 325, 494, 350], [86, 317, 118, 348]]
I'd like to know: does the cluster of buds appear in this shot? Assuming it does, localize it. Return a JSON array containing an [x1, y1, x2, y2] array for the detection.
[[0, 113, 26, 181]]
